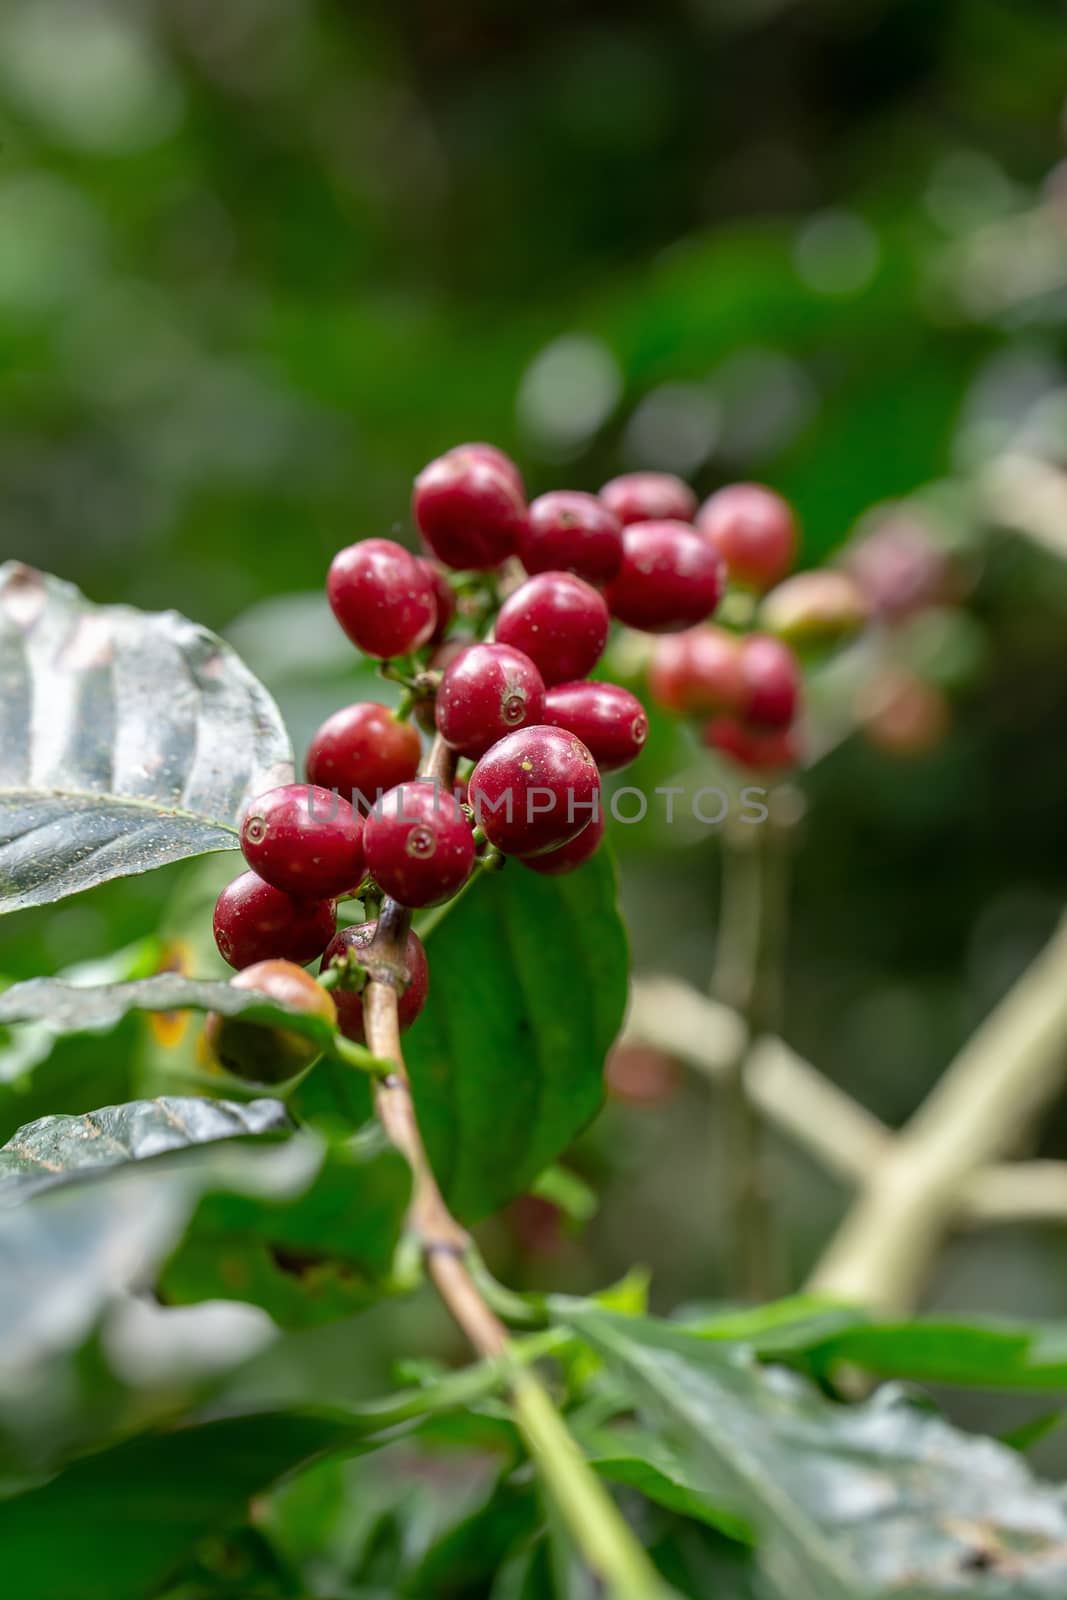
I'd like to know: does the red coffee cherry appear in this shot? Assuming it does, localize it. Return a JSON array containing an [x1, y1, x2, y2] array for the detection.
[[416, 557, 457, 643], [452, 441, 525, 497], [737, 634, 801, 729], [605, 520, 724, 633], [321, 921, 429, 1043], [522, 808, 605, 876], [648, 625, 744, 715], [600, 471, 698, 527], [213, 872, 337, 971], [413, 448, 527, 570], [415, 636, 470, 733], [204, 960, 338, 1084], [328, 538, 437, 658], [697, 483, 797, 592], [306, 703, 422, 808], [542, 681, 648, 772], [703, 715, 799, 773], [436, 642, 546, 759], [364, 780, 475, 907], [495, 571, 610, 686], [521, 490, 623, 584], [240, 784, 366, 898], [469, 725, 600, 857]]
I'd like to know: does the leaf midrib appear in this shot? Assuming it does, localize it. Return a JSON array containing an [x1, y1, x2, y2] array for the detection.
[[0, 785, 240, 834]]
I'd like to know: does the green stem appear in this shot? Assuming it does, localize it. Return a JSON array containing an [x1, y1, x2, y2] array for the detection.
[[359, 734, 666, 1596], [327, 1033, 392, 1078], [348, 1326, 573, 1433], [510, 1369, 670, 1599]]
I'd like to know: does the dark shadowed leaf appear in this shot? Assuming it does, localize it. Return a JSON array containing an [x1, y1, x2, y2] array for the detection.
[[265, 1414, 532, 1598], [0, 563, 292, 913], [0, 1412, 367, 1600], [565, 1307, 1067, 1600], [403, 851, 628, 1222]]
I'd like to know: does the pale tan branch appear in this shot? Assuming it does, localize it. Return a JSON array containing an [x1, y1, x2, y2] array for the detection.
[[626, 970, 1067, 1246]]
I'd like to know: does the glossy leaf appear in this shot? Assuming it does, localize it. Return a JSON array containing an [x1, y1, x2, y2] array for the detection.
[[566, 1307, 1067, 1600], [0, 563, 292, 914], [404, 851, 629, 1221], [0, 1093, 288, 1196], [0, 970, 371, 1068], [0, 1095, 410, 1426]]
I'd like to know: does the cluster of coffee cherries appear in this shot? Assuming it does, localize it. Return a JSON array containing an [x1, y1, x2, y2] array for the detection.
[[210, 445, 760, 1068]]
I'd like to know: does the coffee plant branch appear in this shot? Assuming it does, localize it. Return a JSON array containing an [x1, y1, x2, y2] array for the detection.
[[361, 733, 669, 1600], [628, 913, 1067, 1311]]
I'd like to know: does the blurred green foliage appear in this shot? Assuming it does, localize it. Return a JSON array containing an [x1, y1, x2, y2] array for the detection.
[[3, 0, 1067, 1458]]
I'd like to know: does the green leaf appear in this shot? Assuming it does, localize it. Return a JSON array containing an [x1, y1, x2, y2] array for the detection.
[[0, 971, 338, 1054], [163, 1124, 412, 1327], [265, 1414, 533, 1598], [0, 1093, 289, 1195], [0, 971, 391, 1091], [778, 1316, 1067, 1392], [404, 851, 628, 1221], [585, 1424, 748, 1540], [677, 1299, 1067, 1393], [0, 563, 292, 914], [0, 1096, 410, 1472], [564, 1307, 1067, 1600], [0, 1412, 365, 1600]]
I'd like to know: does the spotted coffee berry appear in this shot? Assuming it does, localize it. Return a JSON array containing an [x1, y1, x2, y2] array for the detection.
[[321, 921, 429, 1043], [213, 872, 337, 971], [521, 490, 623, 584], [600, 471, 697, 527], [204, 960, 338, 1084], [522, 807, 605, 876], [241, 784, 366, 898], [413, 448, 526, 570], [648, 625, 744, 715], [469, 725, 600, 857], [328, 538, 437, 658], [605, 521, 724, 633], [737, 634, 801, 729], [306, 703, 421, 810], [697, 484, 797, 592], [364, 781, 475, 907], [436, 642, 546, 759], [495, 571, 609, 686], [543, 681, 648, 772]]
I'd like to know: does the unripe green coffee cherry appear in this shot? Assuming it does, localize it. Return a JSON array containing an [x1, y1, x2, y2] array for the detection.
[[759, 570, 868, 651], [203, 959, 337, 1085]]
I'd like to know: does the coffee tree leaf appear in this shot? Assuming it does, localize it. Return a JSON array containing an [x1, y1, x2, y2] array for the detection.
[[565, 1306, 1067, 1600], [403, 850, 628, 1222], [0, 563, 292, 913]]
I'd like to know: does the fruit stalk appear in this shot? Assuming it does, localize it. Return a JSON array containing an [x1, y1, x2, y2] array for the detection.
[[362, 732, 666, 1598]]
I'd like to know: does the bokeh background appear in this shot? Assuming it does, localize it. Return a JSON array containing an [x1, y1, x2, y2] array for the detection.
[[3, 0, 1067, 1456]]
